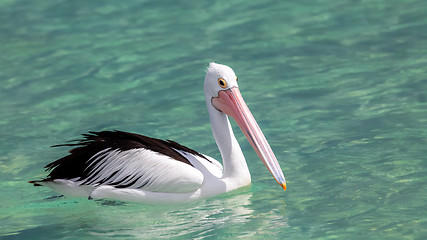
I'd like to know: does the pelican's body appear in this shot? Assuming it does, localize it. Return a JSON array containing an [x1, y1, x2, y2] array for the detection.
[[30, 63, 286, 204]]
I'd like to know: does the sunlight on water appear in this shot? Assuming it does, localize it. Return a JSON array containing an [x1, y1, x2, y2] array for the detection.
[[1, 0, 427, 239]]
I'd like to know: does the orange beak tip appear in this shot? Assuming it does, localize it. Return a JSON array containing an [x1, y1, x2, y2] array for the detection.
[[281, 182, 287, 191]]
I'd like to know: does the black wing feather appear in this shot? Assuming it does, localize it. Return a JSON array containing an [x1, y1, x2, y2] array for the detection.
[[40, 130, 209, 182]]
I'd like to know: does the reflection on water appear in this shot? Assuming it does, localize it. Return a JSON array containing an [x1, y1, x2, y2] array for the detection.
[[2, 189, 288, 239], [91, 190, 286, 239], [114, 192, 256, 239]]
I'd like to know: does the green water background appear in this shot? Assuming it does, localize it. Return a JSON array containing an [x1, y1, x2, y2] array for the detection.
[[1, 0, 426, 239]]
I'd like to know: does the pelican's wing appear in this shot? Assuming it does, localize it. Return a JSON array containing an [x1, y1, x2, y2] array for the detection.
[[35, 131, 212, 193], [79, 147, 204, 193]]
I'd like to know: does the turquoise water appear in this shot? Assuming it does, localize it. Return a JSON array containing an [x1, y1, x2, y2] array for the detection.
[[1, 0, 427, 239]]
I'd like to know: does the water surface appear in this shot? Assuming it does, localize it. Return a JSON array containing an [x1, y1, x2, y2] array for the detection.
[[1, 0, 427, 239]]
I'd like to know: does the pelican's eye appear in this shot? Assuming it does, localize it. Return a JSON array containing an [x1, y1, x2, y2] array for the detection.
[[236, 77, 238, 82], [218, 78, 227, 88]]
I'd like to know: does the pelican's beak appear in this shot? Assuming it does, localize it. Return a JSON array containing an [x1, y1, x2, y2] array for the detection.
[[212, 87, 286, 191]]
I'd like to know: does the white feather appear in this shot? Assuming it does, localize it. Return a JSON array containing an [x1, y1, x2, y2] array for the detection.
[[80, 148, 204, 193]]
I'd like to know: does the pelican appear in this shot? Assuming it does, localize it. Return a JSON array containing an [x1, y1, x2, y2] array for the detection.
[[30, 62, 286, 204]]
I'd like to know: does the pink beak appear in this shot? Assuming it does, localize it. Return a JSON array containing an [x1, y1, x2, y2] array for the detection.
[[212, 87, 286, 191]]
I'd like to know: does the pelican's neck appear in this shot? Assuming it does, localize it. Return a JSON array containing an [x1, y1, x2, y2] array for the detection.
[[206, 96, 251, 185]]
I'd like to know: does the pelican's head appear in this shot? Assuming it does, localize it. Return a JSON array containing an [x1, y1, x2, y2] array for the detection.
[[204, 62, 239, 98], [204, 62, 287, 191]]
